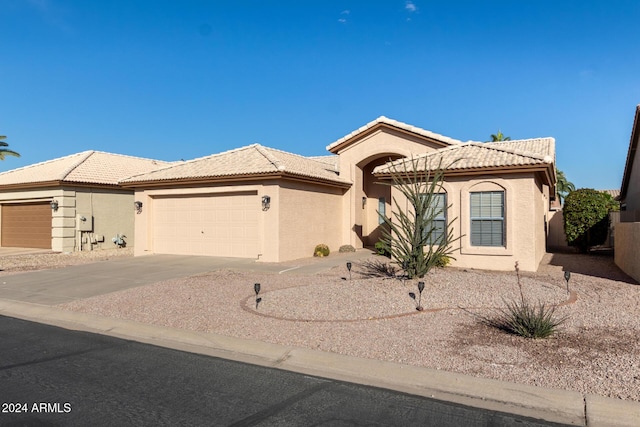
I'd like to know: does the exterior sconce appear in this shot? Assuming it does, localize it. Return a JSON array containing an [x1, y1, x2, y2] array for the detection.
[[134, 201, 143, 214], [50, 200, 59, 211], [362, 196, 366, 209], [261, 195, 271, 211]]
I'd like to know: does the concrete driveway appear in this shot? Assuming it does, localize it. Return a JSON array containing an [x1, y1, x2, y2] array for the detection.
[[0, 250, 375, 305], [0, 255, 263, 305]]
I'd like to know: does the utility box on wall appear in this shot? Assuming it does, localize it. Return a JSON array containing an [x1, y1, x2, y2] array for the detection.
[[76, 213, 93, 231]]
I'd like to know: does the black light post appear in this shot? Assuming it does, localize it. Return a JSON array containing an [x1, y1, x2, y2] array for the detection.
[[417, 281, 425, 311], [254, 283, 262, 309], [564, 271, 571, 294], [409, 281, 426, 311], [346, 261, 352, 281]]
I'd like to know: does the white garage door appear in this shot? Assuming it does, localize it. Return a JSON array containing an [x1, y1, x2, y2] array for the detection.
[[152, 192, 259, 258]]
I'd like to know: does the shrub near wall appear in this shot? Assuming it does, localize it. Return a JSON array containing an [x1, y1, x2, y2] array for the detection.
[[313, 244, 330, 257], [563, 189, 618, 253]]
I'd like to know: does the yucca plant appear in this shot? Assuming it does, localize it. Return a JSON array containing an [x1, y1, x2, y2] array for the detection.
[[493, 300, 566, 339], [487, 262, 567, 339]]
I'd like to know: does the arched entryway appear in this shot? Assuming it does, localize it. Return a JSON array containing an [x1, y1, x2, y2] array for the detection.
[[358, 154, 403, 247]]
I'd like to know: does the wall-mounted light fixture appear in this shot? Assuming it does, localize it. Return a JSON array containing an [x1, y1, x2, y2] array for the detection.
[[50, 200, 59, 211], [362, 196, 367, 209], [261, 195, 271, 211], [134, 201, 143, 214]]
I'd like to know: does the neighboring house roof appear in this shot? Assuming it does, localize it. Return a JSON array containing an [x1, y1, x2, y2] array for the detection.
[[372, 138, 555, 174], [121, 144, 351, 187], [619, 104, 640, 202], [0, 151, 171, 189], [600, 189, 621, 199], [326, 116, 464, 153]]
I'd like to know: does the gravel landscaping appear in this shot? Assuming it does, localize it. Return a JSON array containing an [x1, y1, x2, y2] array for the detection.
[[9, 248, 639, 402]]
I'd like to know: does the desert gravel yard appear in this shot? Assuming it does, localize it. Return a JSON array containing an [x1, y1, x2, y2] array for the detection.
[[8, 249, 639, 402]]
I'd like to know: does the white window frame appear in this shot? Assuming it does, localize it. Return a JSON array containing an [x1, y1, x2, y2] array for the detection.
[[423, 192, 447, 245], [470, 191, 505, 247]]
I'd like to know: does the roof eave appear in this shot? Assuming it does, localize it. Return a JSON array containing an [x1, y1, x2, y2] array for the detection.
[[0, 180, 62, 191], [619, 105, 640, 201], [374, 163, 555, 183], [0, 180, 132, 191], [120, 172, 352, 189]]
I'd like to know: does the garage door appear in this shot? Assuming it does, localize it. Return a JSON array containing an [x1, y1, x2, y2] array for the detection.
[[1, 203, 52, 249], [152, 192, 259, 258]]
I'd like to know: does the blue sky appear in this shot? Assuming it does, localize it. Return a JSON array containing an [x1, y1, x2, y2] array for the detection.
[[1, 0, 639, 190]]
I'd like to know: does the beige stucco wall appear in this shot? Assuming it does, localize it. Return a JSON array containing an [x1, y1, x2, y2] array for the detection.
[[0, 186, 134, 252], [614, 222, 640, 283], [73, 187, 135, 251], [132, 179, 345, 263], [547, 210, 570, 250], [334, 128, 444, 248], [277, 180, 344, 261], [388, 173, 547, 272], [534, 181, 549, 265]]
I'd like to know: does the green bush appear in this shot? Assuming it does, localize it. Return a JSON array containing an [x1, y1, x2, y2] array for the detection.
[[338, 244, 356, 253], [313, 244, 330, 257], [433, 254, 450, 268], [374, 241, 390, 257], [563, 189, 618, 253]]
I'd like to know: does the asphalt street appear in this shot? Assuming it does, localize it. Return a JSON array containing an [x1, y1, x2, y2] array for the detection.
[[0, 315, 569, 426]]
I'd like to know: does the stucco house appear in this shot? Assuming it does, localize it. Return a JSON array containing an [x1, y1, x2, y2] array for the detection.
[[0, 151, 170, 252], [122, 117, 557, 272], [615, 104, 640, 282], [618, 105, 640, 219]]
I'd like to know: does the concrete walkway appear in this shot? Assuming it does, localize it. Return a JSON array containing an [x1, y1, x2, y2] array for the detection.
[[0, 250, 638, 426]]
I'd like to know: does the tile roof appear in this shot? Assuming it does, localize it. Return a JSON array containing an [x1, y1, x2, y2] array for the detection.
[[600, 189, 620, 199], [372, 138, 555, 175], [307, 155, 339, 167], [121, 144, 351, 185], [326, 116, 464, 152], [0, 151, 171, 187]]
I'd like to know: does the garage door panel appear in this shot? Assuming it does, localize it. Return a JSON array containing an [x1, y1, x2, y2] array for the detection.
[[152, 193, 259, 258], [1, 203, 52, 249]]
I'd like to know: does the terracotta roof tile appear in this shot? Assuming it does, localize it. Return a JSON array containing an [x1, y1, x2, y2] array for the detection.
[[0, 151, 171, 187], [121, 144, 350, 185], [326, 116, 464, 151], [373, 138, 555, 174], [600, 189, 620, 199]]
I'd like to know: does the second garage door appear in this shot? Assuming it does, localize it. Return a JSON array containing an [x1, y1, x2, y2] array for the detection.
[[152, 192, 259, 258], [1, 202, 52, 249]]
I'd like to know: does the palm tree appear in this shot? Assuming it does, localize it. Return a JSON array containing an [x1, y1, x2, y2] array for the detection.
[[556, 168, 575, 205], [489, 130, 511, 142], [0, 135, 20, 160]]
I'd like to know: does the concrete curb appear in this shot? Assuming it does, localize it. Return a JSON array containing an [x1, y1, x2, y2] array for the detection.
[[2, 299, 639, 426]]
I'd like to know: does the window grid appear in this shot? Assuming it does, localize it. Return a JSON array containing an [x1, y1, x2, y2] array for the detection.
[[378, 197, 386, 225], [423, 193, 447, 245], [470, 191, 504, 247]]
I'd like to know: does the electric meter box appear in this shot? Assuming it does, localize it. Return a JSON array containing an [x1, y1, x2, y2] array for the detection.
[[76, 213, 93, 231]]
